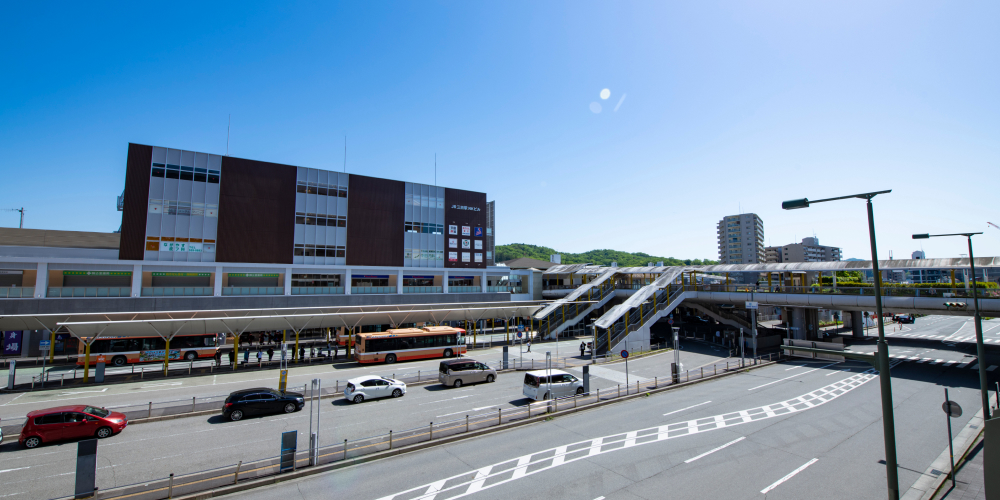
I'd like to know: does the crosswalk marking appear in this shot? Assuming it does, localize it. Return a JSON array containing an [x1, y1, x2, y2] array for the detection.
[[887, 354, 982, 370]]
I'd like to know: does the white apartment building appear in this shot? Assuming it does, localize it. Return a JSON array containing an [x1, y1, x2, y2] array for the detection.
[[717, 214, 765, 264]]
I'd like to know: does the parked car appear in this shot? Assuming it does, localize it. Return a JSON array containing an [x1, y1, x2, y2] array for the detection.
[[222, 388, 304, 421], [344, 375, 407, 403], [893, 314, 915, 324], [522, 369, 584, 401], [20, 405, 127, 449], [438, 358, 497, 388]]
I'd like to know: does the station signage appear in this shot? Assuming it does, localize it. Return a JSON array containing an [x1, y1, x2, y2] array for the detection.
[[228, 273, 279, 278], [160, 242, 203, 252], [152, 272, 211, 277]]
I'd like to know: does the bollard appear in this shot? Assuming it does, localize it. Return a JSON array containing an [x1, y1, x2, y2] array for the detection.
[[528, 402, 531, 418], [618, 384, 620, 398], [389, 430, 393, 449], [429, 422, 433, 440], [655, 376, 658, 389], [61, 374, 65, 386], [686, 370, 689, 382], [234, 460, 242, 484], [726, 361, 729, 371], [418, 370, 420, 382], [498, 407, 502, 425], [189, 361, 193, 375], [701, 367, 704, 378], [336, 380, 339, 393], [466, 415, 469, 432], [344, 439, 348, 460], [192, 397, 196, 412], [714, 365, 717, 376], [574, 393, 578, 408], [597, 388, 600, 401], [211, 364, 214, 373], [148, 402, 152, 419], [141, 368, 144, 379], [636, 380, 639, 394], [168, 473, 174, 498]]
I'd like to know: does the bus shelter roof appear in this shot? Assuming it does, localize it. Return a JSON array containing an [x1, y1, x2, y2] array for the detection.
[[46, 301, 548, 341]]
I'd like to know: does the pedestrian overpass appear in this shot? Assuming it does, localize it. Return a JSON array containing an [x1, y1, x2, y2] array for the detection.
[[531, 258, 1000, 355]]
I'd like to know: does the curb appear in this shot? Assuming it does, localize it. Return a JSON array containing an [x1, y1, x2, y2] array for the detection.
[[901, 393, 997, 500], [166, 359, 779, 500]]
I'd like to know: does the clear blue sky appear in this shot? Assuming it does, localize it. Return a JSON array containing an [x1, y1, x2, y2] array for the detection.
[[1, 1, 997, 261]]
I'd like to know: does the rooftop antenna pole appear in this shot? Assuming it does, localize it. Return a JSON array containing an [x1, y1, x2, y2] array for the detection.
[[226, 115, 231, 156], [435, 153, 437, 186], [343, 136, 347, 173], [2, 208, 24, 228]]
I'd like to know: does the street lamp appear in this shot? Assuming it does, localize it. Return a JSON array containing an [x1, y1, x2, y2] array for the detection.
[[913, 232, 989, 420], [783, 189, 900, 500]]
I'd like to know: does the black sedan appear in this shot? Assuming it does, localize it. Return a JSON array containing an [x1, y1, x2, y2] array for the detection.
[[222, 388, 305, 421]]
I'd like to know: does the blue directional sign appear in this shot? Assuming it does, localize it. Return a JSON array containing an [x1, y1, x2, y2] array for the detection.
[[620, 350, 629, 359]]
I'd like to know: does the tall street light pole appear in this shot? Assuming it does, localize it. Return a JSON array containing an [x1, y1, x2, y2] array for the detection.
[[912, 232, 988, 420], [783, 189, 899, 500]]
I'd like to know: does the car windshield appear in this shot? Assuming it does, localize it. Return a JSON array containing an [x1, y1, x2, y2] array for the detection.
[[83, 406, 111, 418]]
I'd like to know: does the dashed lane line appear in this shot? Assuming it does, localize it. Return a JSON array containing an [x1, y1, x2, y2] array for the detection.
[[760, 458, 819, 495]]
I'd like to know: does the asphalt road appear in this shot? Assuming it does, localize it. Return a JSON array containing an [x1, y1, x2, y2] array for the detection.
[[880, 315, 1000, 345], [0, 340, 733, 500], [213, 357, 988, 500]]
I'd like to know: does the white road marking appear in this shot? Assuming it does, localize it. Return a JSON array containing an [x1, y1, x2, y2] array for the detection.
[[0, 467, 30, 474], [58, 388, 109, 395], [747, 363, 840, 391], [1, 393, 24, 406], [663, 401, 711, 416], [989, 366, 998, 372], [760, 458, 818, 494], [684, 436, 745, 463], [784, 364, 807, 371], [826, 369, 852, 376], [375, 367, 881, 500], [141, 382, 183, 388], [436, 405, 499, 418]]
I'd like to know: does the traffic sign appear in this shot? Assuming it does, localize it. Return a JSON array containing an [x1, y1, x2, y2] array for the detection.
[[942, 400, 962, 418], [517, 332, 523, 338], [39, 339, 51, 351], [620, 350, 629, 359], [745, 301, 758, 310], [668, 319, 674, 325]]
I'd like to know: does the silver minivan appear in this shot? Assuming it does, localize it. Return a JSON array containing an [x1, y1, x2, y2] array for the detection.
[[438, 358, 497, 388], [522, 369, 584, 400]]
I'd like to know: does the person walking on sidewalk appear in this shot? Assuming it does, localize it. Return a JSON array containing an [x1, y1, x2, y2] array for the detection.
[[267, 346, 274, 363], [526, 339, 532, 352], [243, 349, 249, 366], [256, 349, 262, 364], [579, 341, 586, 357], [214, 350, 222, 367]]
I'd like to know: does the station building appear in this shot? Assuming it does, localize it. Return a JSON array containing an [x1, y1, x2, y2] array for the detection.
[[0, 143, 544, 327]]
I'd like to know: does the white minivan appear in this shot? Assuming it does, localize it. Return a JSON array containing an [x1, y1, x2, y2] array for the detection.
[[522, 369, 584, 400]]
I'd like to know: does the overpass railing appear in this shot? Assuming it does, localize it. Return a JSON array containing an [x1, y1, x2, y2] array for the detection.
[[693, 284, 1000, 299], [536, 278, 618, 338], [595, 285, 686, 354]]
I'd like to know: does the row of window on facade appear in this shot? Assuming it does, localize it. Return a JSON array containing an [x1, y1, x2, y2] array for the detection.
[[405, 193, 444, 208], [145, 236, 216, 253], [294, 244, 346, 257], [405, 222, 444, 234], [296, 212, 347, 227], [448, 252, 483, 263], [152, 163, 221, 183], [297, 181, 348, 198], [149, 200, 219, 217]]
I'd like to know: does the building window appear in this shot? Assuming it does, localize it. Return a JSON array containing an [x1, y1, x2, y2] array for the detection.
[[294, 244, 345, 258], [405, 222, 443, 234], [297, 181, 346, 198], [295, 212, 346, 227], [154, 163, 219, 184]]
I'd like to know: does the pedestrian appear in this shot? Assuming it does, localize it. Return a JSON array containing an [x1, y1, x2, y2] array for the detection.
[[333, 343, 339, 360], [310, 347, 315, 359], [267, 346, 274, 362], [214, 349, 222, 367], [227, 350, 235, 367], [579, 341, 586, 357], [243, 349, 249, 365], [256, 349, 262, 363], [526, 339, 531, 352], [299, 346, 305, 361]]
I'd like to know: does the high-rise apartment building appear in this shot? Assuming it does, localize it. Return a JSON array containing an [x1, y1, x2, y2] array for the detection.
[[764, 237, 842, 263], [717, 214, 765, 264]]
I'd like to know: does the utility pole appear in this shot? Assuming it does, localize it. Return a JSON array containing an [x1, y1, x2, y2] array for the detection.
[[3, 208, 24, 228]]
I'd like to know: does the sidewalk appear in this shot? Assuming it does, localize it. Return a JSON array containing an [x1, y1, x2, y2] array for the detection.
[[937, 436, 986, 500]]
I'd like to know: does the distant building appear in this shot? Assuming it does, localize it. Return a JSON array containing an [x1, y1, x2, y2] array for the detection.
[[717, 214, 764, 264], [912, 251, 925, 259], [765, 237, 842, 263]]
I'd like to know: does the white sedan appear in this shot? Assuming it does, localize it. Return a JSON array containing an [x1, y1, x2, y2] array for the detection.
[[344, 375, 407, 403]]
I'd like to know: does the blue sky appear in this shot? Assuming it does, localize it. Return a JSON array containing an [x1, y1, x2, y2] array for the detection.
[[1, 1, 997, 261]]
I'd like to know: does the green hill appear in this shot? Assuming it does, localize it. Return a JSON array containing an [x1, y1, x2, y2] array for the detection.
[[495, 243, 717, 267]]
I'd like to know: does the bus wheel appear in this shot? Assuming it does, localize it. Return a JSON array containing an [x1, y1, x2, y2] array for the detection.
[[111, 356, 127, 367], [443, 349, 453, 358], [385, 354, 397, 364], [184, 351, 198, 361]]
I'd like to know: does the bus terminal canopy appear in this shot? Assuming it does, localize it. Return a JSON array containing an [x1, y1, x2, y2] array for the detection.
[[0, 301, 549, 343]]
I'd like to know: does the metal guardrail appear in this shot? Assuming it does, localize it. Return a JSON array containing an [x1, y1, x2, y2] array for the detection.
[[291, 286, 345, 295], [55, 353, 779, 500], [222, 287, 284, 296], [696, 284, 1000, 299], [141, 287, 213, 297], [47, 287, 130, 298], [0, 287, 34, 298]]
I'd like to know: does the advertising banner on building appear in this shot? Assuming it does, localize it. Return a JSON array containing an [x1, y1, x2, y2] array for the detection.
[[448, 252, 458, 262], [3, 331, 23, 355]]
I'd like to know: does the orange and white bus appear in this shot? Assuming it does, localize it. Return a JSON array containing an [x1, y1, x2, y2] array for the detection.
[[77, 334, 220, 367], [355, 326, 466, 364]]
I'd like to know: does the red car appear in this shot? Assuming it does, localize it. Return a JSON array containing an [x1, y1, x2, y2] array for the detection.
[[20, 405, 127, 449]]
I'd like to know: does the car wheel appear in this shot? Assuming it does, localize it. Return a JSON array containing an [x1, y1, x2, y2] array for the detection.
[[229, 410, 244, 421], [392, 389, 403, 398], [111, 356, 127, 367], [353, 394, 364, 404], [453, 379, 463, 388], [185, 351, 198, 361], [443, 349, 453, 358], [576, 387, 585, 395], [23, 436, 41, 449], [96, 426, 113, 439], [283, 403, 296, 413], [385, 354, 397, 364], [543, 392, 550, 400], [486, 374, 495, 383]]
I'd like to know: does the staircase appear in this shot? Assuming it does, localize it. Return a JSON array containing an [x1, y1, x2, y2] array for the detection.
[[533, 268, 619, 339], [591, 267, 694, 354]]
